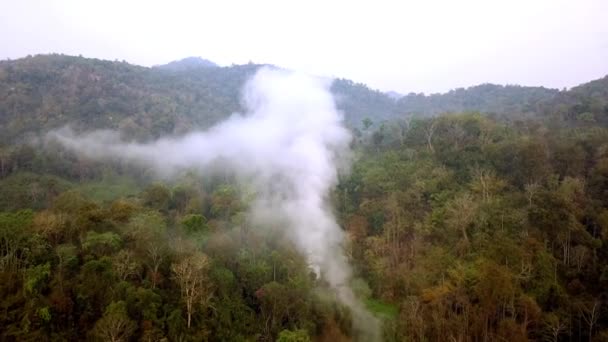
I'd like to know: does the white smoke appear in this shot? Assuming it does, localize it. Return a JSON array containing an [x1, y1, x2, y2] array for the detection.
[[48, 67, 379, 340]]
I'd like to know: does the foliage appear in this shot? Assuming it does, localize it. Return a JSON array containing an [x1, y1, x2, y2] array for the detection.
[[1, 54, 608, 340]]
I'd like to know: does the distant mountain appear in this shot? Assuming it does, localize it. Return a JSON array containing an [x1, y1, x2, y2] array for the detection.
[[397, 84, 560, 117], [0, 54, 251, 144], [155, 56, 218, 71], [330, 78, 399, 126], [543, 75, 608, 125], [0, 54, 607, 146], [0, 54, 398, 144], [385, 91, 403, 100]]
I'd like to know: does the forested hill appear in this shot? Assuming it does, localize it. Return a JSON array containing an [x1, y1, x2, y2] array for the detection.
[[0, 54, 397, 144], [0, 54, 253, 144], [154, 57, 219, 71], [4, 54, 608, 341], [396, 84, 560, 117], [2, 54, 607, 145]]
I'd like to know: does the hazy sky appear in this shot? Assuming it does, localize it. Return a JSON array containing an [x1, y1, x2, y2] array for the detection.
[[1, 0, 607, 94]]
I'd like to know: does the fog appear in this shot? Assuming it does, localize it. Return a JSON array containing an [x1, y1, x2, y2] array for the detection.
[[49, 67, 380, 339], [2, 0, 607, 93]]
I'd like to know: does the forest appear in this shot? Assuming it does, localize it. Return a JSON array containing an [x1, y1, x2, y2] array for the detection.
[[1, 54, 608, 341]]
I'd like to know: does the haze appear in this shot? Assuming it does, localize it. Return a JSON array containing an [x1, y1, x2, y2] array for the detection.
[[49, 67, 380, 339], [1, 0, 607, 93]]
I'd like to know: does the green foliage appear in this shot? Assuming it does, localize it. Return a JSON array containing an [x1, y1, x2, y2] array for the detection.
[[0, 209, 34, 231], [362, 117, 373, 130], [365, 299, 398, 320], [82, 231, 122, 256], [93, 301, 136, 342], [127, 211, 166, 237], [396, 83, 559, 117], [37, 307, 51, 323], [0, 173, 72, 210], [0, 209, 34, 272], [180, 214, 208, 235], [124, 286, 162, 323], [75, 176, 140, 203], [55, 243, 78, 270], [142, 183, 171, 212], [211, 184, 242, 219], [2, 54, 608, 341], [24, 262, 50, 294], [276, 329, 311, 342]]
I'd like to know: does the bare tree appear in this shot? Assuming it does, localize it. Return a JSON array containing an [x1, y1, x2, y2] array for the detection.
[[471, 167, 506, 203], [172, 252, 213, 329], [112, 250, 141, 281], [524, 181, 541, 208], [145, 243, 167, 287], [571, 245, 589, 272], [389, 115, 414, 146], [423, 118, 438, 153], [93, 301, 136, 342], [543, 313, 567, 342], [402, 296, 426, 341], [445, 193, 478, 244], [578, 299, 601, 342]]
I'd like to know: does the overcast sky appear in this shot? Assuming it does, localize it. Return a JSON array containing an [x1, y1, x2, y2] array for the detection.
[[1, 0, 607, 94]]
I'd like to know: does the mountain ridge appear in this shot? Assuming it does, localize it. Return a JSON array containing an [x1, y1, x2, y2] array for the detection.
[[1, 54, 607, 145], [154, 56, 218, 71]]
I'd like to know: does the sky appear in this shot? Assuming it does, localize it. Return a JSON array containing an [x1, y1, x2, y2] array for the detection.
[[1, 0, 607, 94]]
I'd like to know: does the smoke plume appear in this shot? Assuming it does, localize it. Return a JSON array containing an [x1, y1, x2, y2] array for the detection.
[[48, 67, 379, 340]]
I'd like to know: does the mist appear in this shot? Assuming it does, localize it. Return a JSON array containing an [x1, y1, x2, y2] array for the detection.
[[48, 67, 379, 340]]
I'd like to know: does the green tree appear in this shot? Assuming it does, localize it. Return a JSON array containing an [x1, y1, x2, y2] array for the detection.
[[142, 183, 171, 212]]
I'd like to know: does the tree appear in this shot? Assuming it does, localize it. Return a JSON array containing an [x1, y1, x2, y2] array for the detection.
[[82, 231, 122, 257], [171, 252, 213, 329], [578, 299, 601, 342], [210, 185, 242, 219], [53, 243, 78, 296], [362, 117, 373, 131], [470, 167, 506, 203], [0, 210, 34, 273], [32, 210, 67, 245], [445, 193, 478, 245], [0, 146, 12, 177], [126, 211, 168, 287], [180, 214, 208, 235], [423, 118, 438, 153], [386, 118, 410, 147], [112, 250, 141, 281], [142, 183, 171, 212], [371, 124, 386, 151], [543, 313, 567, 342], [24, 262, 51, 295], [93, 301, 136, 342], [524, 181, 541, 207]]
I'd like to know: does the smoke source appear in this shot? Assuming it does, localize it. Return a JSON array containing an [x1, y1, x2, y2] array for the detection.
[[49, 67, 379, 340]]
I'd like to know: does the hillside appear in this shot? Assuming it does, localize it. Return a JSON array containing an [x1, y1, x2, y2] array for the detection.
[[2, 54, 608, 341], [2, 54, 606, 146], [155, 56, 219, 71], [0, 54, 252, 144], [0, 54, 399, 144], [397, 84, 559, 117]]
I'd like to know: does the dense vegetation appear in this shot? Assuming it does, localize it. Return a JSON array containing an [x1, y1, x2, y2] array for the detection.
[[1, 54, 608, 341], [5, 54, 602, 143]]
